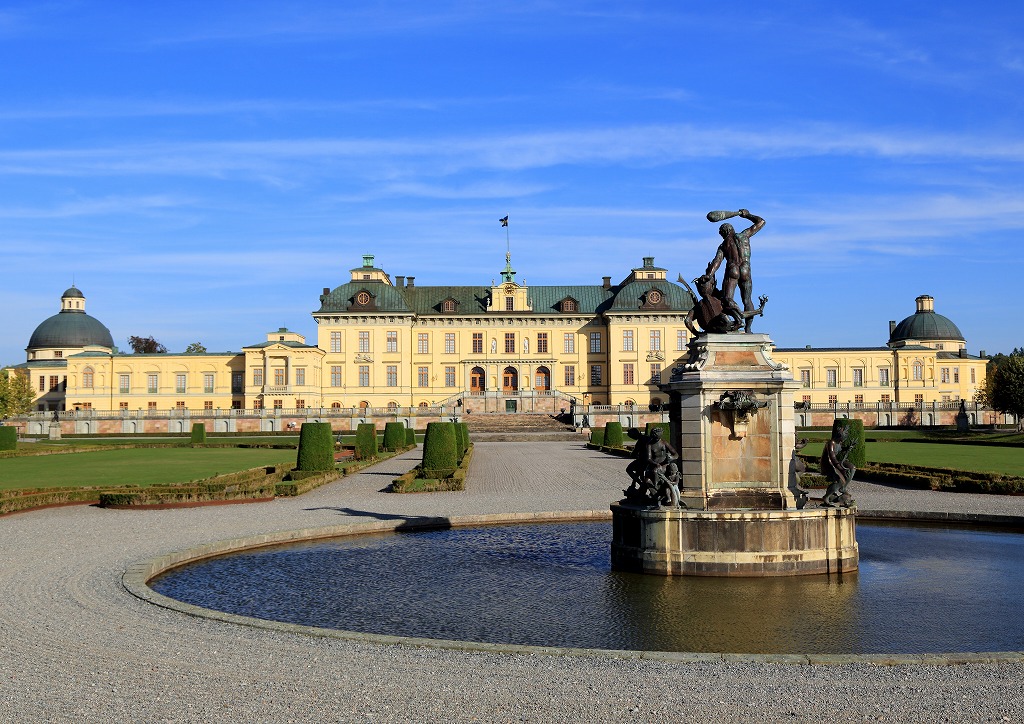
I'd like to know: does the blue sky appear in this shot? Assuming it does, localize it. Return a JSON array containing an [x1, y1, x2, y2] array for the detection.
[[2, 1, 1022, 364]]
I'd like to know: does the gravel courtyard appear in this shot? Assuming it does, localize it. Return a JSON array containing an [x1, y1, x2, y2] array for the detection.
[[1, 441, 1022, 723]]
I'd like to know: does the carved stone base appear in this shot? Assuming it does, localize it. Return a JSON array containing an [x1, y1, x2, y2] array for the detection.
[[611, 503, 859, 577]]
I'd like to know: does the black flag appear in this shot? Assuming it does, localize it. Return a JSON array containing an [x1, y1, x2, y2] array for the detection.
[[499, 215, 508, 227]]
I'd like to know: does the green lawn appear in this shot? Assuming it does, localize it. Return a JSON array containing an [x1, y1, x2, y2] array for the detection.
[[0, 447, 298, 490], [799, 441, 1024, 477]]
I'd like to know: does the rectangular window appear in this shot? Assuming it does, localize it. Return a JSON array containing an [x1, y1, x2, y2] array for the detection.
[[622, 330, 634, 352], [119, 401, 129, 410], [175, 401, 186, 410], [39, 376, 45, 392], [358, 366, 370, 387], [204, 373, 214, 393], [148, 401, 158, 411], [358, 331, 370, 353], [295, 369, 305, 386], [564, 333, 575, 354], [802, 395, 811, 404], [854, 394, 863, 405], [828, 395, 837, 406], [386, 331, 398, 353], [50, 375, 60, 391], [826, 369, 838, 388], [444, 333, 455, 354], [505, 333, 515, 353], [940, 368, 950, 384], [232, 372, 243, 394], [274, 368, 285, 386], [913, 363, 923, 381], [273, 399, 283, 409], [330, 332, 342, 353], [330, 366, 342, 387], [231, 400, 242, 410], [914, 394, 924, 404], [386, 365, 398, 387], [800, 369, 811, 387], [953, 368, 959, 383], [296, 399, 305, 409], [253, 399, 262, 410], [417, 333, 429, 354], [204, 400, 213, 410], [942, 394, 950, 403], [650, 363, 662, 384], [971, 368, 976, 384], [879, 368, 890, 387], [537, 333, 548, 354], [472, 333, 483, 354], [80, 402, 92, 410], [445, 366, 456, 387], [119, 374, 130, 394], [590, 365, 602, 385], [677, 329, 687, 351], [253, 369, 263, 386], [623, 363, 634, 385], [146, 374, 159, 394], [881, 394, 891, 404], [589, 332, 601, 354], [505, 296, 514, 311], [418, 366, 429, 387], [564, 365, 575, 386], [852, 368, 863, 387], [176, 374, 187, 394], [54, 351, 62, 358], [649, 330, 661, 351]]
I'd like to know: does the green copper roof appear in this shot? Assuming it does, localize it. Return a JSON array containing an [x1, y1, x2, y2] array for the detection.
[[27, 310, 114, 350], [889, 310, 964, 344], [317, 281, 412, 314], [608, 280, 693, 312]]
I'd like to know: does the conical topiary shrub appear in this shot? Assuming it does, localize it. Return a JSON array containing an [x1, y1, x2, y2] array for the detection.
[[0, 426, 16, 451], [296, 422, 335, 471], [356, 423, 379, 460], [589, 428, 605, 447], [190, 422, 207, 445], [405, 426, 417, 447], [458, 422, 470, 455], [453, 423, 466, 461], [603, 421, 624, 449], [421, 421, 458, 479], [644, 421, 671, 442], [383, 422, 406, 452]]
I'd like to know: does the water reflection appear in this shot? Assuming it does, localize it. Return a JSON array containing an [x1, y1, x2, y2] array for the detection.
[[151, 522, 1024, 654]]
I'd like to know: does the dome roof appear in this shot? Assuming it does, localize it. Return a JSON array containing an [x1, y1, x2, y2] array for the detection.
[[61, 285, 85, 299], [889, 296, 964, 344], [27, 310, 114, 350]]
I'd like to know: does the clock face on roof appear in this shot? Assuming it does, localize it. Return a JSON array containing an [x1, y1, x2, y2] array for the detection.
[[503, 283, 516, 294], [647, 289, 662, 304], [356, 291, 371, 305]]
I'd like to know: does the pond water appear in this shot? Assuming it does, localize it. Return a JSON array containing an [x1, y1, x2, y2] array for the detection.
[[150, 521, 1024, 654]]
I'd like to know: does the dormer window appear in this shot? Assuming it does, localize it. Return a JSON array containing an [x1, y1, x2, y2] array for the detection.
[[356, 291, 371, 306], [561, 299, 577, 313], [505, 296, 515, 311], [441, 299, 457, 313]]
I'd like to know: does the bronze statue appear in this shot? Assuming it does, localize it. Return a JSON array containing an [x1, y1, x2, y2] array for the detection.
[[678, 272, 767, 336], [791, 438, 810, 509], [706, 209, 764, 333], [624, 426, 682, 508], [820, 426, 856, 508]]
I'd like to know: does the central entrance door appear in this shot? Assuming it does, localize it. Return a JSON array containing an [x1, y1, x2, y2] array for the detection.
[[470, 366, 485, 392], [502, 366, 518, 392]]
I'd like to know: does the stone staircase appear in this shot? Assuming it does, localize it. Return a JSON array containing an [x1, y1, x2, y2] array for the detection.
[[463, 413, 582, 442]]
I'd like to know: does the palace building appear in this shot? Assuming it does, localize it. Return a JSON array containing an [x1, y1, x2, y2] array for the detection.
[[9, 256, 988, 419]]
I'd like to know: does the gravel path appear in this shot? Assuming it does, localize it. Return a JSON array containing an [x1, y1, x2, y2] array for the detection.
[[1, 441, 1022, 723]]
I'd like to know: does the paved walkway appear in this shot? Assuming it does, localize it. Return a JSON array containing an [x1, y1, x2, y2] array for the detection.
[[1, 442, 1023, 722]]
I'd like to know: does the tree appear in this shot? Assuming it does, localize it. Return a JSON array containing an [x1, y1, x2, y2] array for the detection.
[[127, 335, 167, 354], [0, 370, 36, 418], [185, 342, 207, 354], [981, 354, 1024, 432]]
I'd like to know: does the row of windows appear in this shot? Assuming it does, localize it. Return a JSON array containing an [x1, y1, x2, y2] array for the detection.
[[324, 329, 688, 355], [799, 365, 975, 388], [78, 371, 241, 394], [252, 369, 307, 387], [318, 363, 663, 389]]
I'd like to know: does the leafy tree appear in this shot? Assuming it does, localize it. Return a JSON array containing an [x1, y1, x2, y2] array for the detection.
[[981, 354, 1024, 432], [128, 335, 167, 354], [0, 370, 37, 418], [185, 342, 207, 354]]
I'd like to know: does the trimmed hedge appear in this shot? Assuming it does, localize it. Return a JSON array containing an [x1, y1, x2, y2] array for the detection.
[[383, 422, 406, 452], [356, 423, 379, 460], [421, 422, 459, 479], [190, 422, 207, 445], [0, 426, 16, 451], [459, 422, 470, 455], [453, 423, 467, 460], [832, 418, 866, 468], [603, 421, 624, 449], [391, 444, 473, 493], [405, 426, 417, 447], [590, 428, 605, 447], [296, 422, 335, 471]]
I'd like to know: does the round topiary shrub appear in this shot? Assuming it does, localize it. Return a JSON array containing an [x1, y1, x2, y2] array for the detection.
[[190, 422, 207, 445], [356, 423, 379, 460], [296, 422, 335, 471], [405, 426, 417, 447], [421, 422, 458, 479], [603, 421, 624, 449], [0, 426, 16, 451], [383, 422, 406, 452], [831, 418, 866, 468]]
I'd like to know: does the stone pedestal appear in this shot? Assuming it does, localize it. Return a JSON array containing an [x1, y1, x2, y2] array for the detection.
[[610, 332, 859, 577], [48, 422, 61, 441]]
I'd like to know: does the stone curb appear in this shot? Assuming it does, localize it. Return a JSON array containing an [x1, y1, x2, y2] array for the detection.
[[123, 509, 1024, 667]]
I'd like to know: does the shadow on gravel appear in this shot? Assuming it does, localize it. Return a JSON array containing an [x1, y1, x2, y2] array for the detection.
[[302, 506, 454, 530]]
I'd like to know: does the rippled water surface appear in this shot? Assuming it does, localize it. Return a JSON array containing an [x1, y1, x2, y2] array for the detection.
[[150, 521, 1024, 654]]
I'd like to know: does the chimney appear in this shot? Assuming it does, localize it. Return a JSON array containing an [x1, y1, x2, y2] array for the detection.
[[959, 348, 967, 358], [602, 276, 611, 290], [395, 276, 405, 288], [406, 276, 415, 288], [980, 349, 987, 358], [322, 287, 330, 295]]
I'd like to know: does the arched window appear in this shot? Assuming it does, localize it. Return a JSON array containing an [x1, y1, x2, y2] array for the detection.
[[387, 401, 398, 410], [418, 401, 428, 409], [623, 399, 635, 408], [441, 299, 456, 312], [331, 402, 341, 409], [561, 299, 577, 313], [534, 366, 550, 391], [83, 367, 94, 388], [359, 400, 370, 409], [912, 361, 923, 381]]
